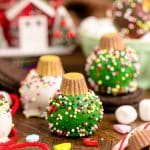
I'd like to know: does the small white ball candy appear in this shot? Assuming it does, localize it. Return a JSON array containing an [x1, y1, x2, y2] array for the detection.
[[139, 99, 150, 121], [115, 105, 137, 124], [26, 134, 39, 142]]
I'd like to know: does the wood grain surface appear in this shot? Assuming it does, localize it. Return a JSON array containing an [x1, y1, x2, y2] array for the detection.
[[13, 49, 150, 150]]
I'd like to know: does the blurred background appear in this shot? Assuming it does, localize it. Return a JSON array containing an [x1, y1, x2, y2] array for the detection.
[[0, 0, 149, 92], [0, 0, 113, 92]]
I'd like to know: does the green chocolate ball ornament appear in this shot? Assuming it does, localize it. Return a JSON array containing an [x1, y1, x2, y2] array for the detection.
[[85, 33, 140, 96], [46, 73, 103, 137]]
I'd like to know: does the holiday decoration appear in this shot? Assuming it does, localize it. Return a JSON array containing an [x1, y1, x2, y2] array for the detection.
[[86, 49, 139, 95], [46, 72, 103, 137], [19, 55, 64, 118], [5, 0, 55, 48], [85, 33, 142, 112], [51, 6, 76, 47], [0, 0, 76, 56]]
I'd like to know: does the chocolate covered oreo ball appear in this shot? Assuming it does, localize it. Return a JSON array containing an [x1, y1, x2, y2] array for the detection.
[[113, 0, 150, 38]]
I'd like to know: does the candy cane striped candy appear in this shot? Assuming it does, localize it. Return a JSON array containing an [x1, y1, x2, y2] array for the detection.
[[113, 122, 150, 150]]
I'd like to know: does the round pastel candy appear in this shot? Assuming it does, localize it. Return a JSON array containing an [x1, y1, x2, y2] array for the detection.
[[139, 99, 150, 121], [115, 105, 137, 124], [113, 124, 131, 134], [26, 134, 39, 142]]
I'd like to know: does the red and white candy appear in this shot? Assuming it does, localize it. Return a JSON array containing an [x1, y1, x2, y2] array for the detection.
[[113, 122, 150, 150]]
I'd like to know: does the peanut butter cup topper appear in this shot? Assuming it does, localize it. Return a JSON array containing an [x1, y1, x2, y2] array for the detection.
[[99, 32, 125, 51], [61, 72, 88, 96], [36, 55, 64, 76], [143, 0, 150, 12], [128, 130, 150, 150]]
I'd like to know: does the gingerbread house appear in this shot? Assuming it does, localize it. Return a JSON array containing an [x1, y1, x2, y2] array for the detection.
[[5, 0, 55, 50], [0, 0, 76, 56]]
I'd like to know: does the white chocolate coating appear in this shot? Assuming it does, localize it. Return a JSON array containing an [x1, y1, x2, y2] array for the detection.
[[0, 112, 12, 143], [139, 99, 150, 121], [19, 69, 62, 118], [0, 94, 13, 143], [115, 105, 137, 124]]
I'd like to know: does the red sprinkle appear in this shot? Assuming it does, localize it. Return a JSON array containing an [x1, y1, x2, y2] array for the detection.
[[67, 31, 76, 38], [83, 138, 98, 147], [53, 31, 62, 38], [60, 19, 67, 27], [48, 105, 57, 114]]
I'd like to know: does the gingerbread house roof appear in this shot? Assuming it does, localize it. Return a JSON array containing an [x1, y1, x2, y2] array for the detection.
[[6, 0, 56, 20]]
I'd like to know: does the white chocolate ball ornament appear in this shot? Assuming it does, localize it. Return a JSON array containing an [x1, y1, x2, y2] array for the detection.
[[139, 99, 150, 121], [115, 105, 137, 124], [19, 55, 64, 118], [0, 94, 13, 143]]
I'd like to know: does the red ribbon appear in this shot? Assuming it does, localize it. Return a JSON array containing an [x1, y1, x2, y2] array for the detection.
[[0, 128, 49, 150], [0, 128, 18, 148], [6, 142, 49, 150], [9, 94, 20, 115]]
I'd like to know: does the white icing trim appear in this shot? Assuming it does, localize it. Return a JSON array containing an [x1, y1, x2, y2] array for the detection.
[[31, 0, 55, 17], [6, 0, 55, 20]]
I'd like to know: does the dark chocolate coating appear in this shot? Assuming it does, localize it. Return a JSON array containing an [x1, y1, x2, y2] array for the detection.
[[113, 0, 150, 38], [98, 88, 143, 113]]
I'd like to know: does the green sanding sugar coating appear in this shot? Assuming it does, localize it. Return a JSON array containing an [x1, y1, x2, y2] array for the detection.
[[86, 50, 138, 95], [47, 90, 103, 137]]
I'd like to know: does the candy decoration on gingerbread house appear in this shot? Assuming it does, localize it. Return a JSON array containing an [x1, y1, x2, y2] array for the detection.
[[2, 0, 76, 52]]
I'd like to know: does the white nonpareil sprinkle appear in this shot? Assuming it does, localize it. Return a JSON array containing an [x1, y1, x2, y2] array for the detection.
[[105, 75, 110, 80]]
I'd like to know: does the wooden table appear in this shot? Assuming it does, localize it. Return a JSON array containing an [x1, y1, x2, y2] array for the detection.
[[13, 48, 150, 150]]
